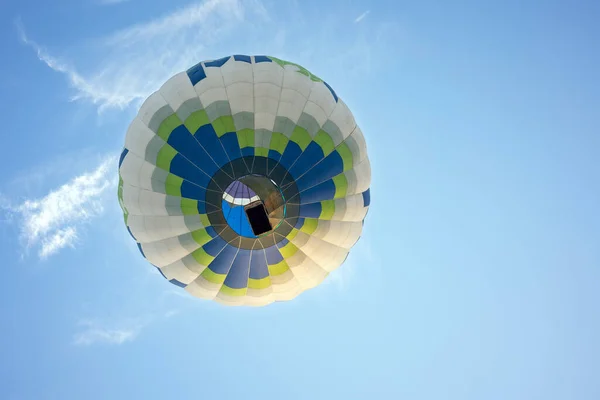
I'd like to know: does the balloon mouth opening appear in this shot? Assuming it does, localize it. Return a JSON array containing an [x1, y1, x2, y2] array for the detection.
[[221, 174, 286, 238]]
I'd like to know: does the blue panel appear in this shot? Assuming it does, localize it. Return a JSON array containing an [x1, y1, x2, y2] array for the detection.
[[137, 243, 146, 258], [323, 81, 338, 103], [241, 147, 254, 157], [126, 226, 136, 240], [264, 245, 284, 264], [220, 132, 243, 160], [299, 180, 336, 204], [203, 236, 228, 257], [362, 188, 371, 207], [168, 125, 218, 175], [294, 151, 343, 192], [267, 150, 282, 163], [288, 142, 324, 179], [254, 55, 272, 63], [294, 218, 305, 229], [221, 201, 256, 237], [118, 148, 129, 168], [205, 56, 230, 68], [194, 125, 230, 168], [187, 62, 206, 86], [224, 250, 251, 288], [249, 249, 269, 280], [278, 142, 302, 169], [180, 181, 206, 201], [298, 202, 322, 218], [197, 201, 206, 214], [205, 226, 218, 238], [207, 244, 238, 275], [233, 54, 251, 63], [170, 154, 211, 188], [169, 279, 187, 288], [276, 238, 289, 248]]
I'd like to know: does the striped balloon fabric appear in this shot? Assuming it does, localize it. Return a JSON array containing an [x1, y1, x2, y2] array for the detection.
[[118, 55, 371, 306]]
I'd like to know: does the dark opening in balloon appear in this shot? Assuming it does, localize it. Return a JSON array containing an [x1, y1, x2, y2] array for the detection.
[[221, 175, 286, 238], [244, 201, 272, 235]]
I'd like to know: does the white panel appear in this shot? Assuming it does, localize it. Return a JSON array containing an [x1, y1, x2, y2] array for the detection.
[[160, 260, 199, 284], [282, 65, 312, 98], [302, 101, 328, 129], [328, 99, 356, 140], [159, 72, 199, 111], [138, 92, 171, 129], [194, 67, 225, 94], [253, 61, 283, 85], [226, 82, 254, 114], [255, 112, 276, 131], [185, 277, 220, 299], [221, 59, 253, 86], [124, 117, 159, 156], [308, 82, 337, 118], [199, 87, 228, 107], [349, 159, 371, 193]]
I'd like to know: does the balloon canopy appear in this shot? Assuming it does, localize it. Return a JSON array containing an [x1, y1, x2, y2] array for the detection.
[[118, 55, 371, 306]]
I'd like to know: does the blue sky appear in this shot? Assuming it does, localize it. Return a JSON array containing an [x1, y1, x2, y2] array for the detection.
[[1, 0, 599, 398]]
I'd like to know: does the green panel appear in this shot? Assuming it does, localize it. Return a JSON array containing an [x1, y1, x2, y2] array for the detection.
[[237, 128, 255, 149], [248, 276, 271, 290], [333, 175, 348, 199], [279, 242, 299, 259], [336, 142, 354, 171], [165, 174, 183, 197], [191, 229, 213, 246], [320, 200, 335, 220], [290, 126, 312, 151], [286, 228, 299, 242], [220, 285, 248, 297], [184, 110, 209, 134], [211, 116, 236, 137], [117, 178, 129, 224], [201, 267, 226, 284], [314, 130, 336, 156], [156, 145, 178, 171], [269, 132, 288, 154], [192, 247, 215, 267], [268, 260, 290, 276], [255, 147, 269, 157], [199, 214, 211, 227], [181, 198, 198, 215], [157, 114, 182, 141], [268, 57, 322, 82], [300, 218, 318, 235]]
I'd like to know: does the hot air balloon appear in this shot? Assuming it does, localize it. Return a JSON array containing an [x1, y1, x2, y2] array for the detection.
[[118, 55, 371, 306]]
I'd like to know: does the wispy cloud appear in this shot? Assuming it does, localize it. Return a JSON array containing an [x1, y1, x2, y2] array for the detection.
[[73, 319, 142, 346], [354, 10, 370, 23], [3, 155, 117, 259], [17, 0, 260, 112]]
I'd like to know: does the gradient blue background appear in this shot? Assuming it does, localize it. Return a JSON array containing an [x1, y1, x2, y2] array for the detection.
[[1, 0, 599, 399]]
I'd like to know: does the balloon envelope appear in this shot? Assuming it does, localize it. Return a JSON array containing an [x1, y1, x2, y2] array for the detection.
[[118, 55, 371, 306]]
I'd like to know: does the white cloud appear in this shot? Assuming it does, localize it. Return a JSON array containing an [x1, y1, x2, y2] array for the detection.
[[4, 155, 117, 259], [73, 320, 141, 346], [354, 10, 370, 23]]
